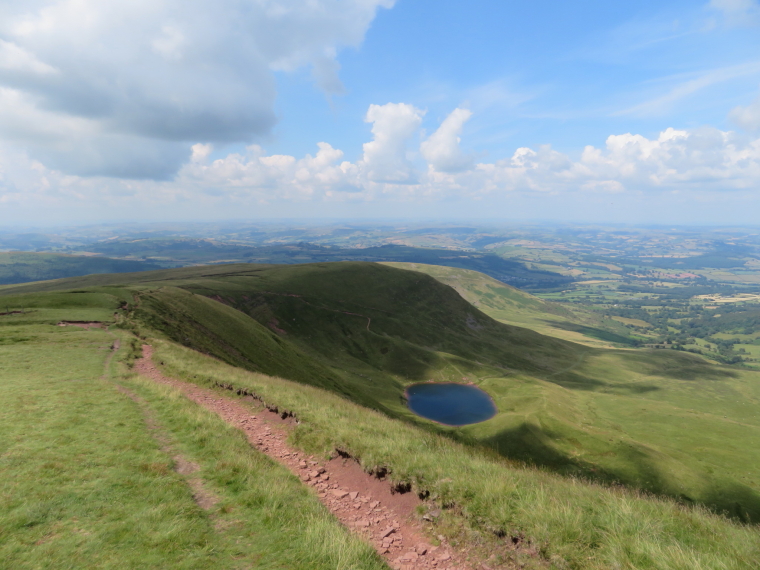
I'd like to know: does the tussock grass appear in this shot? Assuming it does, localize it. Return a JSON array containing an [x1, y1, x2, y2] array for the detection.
[[153, 338, 760, 570]]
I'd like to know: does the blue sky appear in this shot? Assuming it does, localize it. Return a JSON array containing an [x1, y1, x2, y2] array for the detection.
[[0, 0, 759, 224], [270, 0, 760, 159]]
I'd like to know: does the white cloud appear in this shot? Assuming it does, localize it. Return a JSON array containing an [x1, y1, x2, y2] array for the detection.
[[0, 0, 394, 178], [616, 61, 760, 117], [178, 141, 357, 199], [2, 105, 760, 220], [0, 39, 57, 74], [574, 127, 760, 189], [359, 103, 425, 183], [420, 108, 474, 173], [190, 143, 214, 163], [730, 93, 760, 131]]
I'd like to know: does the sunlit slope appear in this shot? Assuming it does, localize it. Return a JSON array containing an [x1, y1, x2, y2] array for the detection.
[[3, 261, 760, 521], [382, 262, 633, 347], [0, 292, 386, 569], [2, 284, 759, 569]]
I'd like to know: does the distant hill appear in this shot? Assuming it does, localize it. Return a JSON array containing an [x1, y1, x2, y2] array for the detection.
[[80, 238, 573, 290], [0, 252, 161, 285]]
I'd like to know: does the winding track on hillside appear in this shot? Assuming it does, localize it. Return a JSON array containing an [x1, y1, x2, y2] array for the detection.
[[134, 345, 482, 570]]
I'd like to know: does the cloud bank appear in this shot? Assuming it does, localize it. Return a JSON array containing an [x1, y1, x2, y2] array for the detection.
[[3, 104, 760, 221], [178, 113, 760, 199], [0, 0, 394, 179]]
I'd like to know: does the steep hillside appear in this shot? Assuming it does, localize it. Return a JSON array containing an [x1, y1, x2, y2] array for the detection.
[[117, 263, 580, 414], [3, 261, 760, 522], [0, 284, 758, 569], [381, 262, 634, 347]]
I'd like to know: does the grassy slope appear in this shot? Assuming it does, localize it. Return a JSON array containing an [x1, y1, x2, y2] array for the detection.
[[380, 262, 634, 347], [3, 262, 760, 522], [0, 251, 160, 285], [380, 264, 760, 520], [0, 295, 385, 569], [1, 270, 759, 568], [151, 338, 760, 570]]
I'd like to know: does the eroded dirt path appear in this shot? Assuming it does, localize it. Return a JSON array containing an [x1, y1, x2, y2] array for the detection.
[[134, 345, 473, 570]]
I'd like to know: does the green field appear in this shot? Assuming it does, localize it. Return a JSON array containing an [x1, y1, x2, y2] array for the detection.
[[381, 262, 634, 347]]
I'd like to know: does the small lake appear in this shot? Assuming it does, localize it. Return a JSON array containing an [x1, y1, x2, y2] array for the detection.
[[406, 383, 497, 426]]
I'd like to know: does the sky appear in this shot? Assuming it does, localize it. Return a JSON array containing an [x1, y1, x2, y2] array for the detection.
[[0, 0, 759, 225]]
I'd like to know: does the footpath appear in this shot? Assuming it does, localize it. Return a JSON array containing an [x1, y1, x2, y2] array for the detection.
[[134, 346, 477, 570]]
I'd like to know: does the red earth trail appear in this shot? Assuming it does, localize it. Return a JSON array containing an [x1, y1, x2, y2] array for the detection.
[[133, 345, 479, 570]]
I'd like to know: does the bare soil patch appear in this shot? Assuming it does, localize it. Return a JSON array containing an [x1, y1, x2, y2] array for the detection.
[[135, 345, 479, 570], [57, 321, 104, 329]]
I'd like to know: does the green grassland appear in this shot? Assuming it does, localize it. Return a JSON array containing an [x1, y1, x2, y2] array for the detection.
[[1, 285, 758, 568], [0, 251, 160, 285], [150, 338, 760, 570], [380, 262, 634, 347], [4, 261, 760, 527], [373, 266, 760, 522], [0, 296, 385, 569]]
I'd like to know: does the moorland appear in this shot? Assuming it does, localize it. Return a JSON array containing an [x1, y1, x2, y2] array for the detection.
[[3, 223, 760, 568], [1, 257, 760, 568]]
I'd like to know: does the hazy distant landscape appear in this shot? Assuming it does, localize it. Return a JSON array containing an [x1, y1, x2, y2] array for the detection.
[[6, 221, 760, 366]]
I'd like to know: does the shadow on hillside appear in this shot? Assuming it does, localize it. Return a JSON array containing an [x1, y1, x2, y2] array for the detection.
[[544, 320, 636, 345], [483, 421, 760, 524], [546, 369, 661, 395], [614, 351, 740, 381]]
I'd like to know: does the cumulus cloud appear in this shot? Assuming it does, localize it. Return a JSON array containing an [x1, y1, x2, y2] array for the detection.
[[359, 103, 425, 183], [0, 0, 393, 178], [420, 108, 474, 173], [178, 141, 357, 199], [571, 128, 759, 190], [3, 104, 760, 219]]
